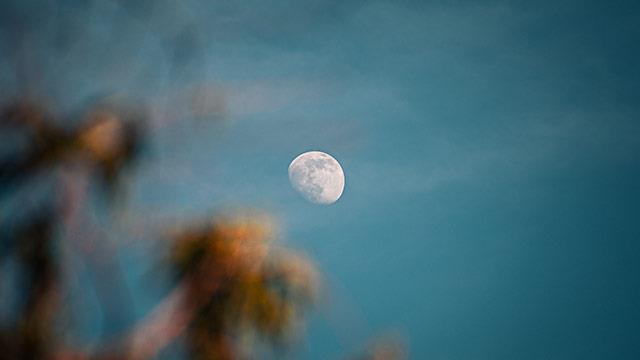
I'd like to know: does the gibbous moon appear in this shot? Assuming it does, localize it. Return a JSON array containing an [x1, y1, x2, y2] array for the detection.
[[288, 151, 345, 205]]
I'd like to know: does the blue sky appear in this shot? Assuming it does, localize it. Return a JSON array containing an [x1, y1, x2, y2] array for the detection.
[[2, 0, 640, 358]]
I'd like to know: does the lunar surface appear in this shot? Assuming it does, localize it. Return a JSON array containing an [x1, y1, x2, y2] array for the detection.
[[288, 151, 345, 205]]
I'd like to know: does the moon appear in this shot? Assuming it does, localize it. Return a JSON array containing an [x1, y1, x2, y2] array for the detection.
[[288, 151, 345, 205]]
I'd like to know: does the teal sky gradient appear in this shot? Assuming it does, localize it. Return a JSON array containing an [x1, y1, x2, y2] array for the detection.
[[2, 1, 639, 358]]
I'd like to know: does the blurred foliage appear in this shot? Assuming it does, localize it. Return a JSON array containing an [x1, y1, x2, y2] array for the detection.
[[349, 336, 407, 360], [170, 215, 319, 359], [0, 99, 144, 199], [0, 99, 319, 359]]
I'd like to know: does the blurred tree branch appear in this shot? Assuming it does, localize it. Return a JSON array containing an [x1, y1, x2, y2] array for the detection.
[[1, 99, 319, 360]]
